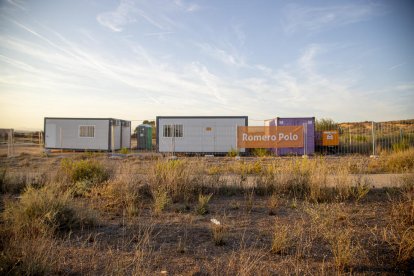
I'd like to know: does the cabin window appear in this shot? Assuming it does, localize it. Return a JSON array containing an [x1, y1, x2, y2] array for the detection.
[[79, 125, 95, 137], [163, 124, 183, 137]]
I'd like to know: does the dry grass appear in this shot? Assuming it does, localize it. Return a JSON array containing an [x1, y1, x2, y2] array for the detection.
[[326, 228, 358, 273], [0, 236, 58, 275], [385, 148, 414, 173], [209, 240, 266, 275], [93, 177, 144, 217], [210, 218, 227, 246], [383, 186, 414, 269], [270, 219, 293, 254], [146, 159, 203, 203], [1, 153, 414, 274], [0, 169, 49, 194], [2, 186, 96, 238], [0, 184, 97, 275]]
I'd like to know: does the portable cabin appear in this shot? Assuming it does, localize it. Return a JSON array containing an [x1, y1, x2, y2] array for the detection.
[[267, 117, 315, 155], [136, 124, 153, 150], [44, 117, 131, 151], [156, 116, 248, 154]]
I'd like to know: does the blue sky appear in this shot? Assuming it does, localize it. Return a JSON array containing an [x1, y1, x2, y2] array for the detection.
[[0, 0, 413, 130]]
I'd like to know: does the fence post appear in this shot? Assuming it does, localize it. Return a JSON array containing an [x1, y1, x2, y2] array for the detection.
[[371, 121, 376, 157]]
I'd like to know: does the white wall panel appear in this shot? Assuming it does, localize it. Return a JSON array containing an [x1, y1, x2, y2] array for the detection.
[[158, 117, 246, 153]]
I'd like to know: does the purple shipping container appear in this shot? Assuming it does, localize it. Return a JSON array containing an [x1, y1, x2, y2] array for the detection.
[[268, 117, 315, 155]]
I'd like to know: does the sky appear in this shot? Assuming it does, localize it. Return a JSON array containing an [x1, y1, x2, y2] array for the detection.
[[0, 0, 413, 130]]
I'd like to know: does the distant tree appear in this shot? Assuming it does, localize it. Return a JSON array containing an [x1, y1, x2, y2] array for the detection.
[[142, 120, 155, 127], [316, 118, 338, 131]]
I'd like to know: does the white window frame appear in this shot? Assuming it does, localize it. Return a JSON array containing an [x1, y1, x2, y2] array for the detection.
[[79, 125, 95, 138]]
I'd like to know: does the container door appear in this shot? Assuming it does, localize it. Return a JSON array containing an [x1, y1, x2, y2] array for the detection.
[[45, 123, 56, 148], [202, 123, 215, 152]]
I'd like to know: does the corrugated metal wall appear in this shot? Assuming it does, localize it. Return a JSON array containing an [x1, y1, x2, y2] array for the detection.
[[268, 117, 315, 155]]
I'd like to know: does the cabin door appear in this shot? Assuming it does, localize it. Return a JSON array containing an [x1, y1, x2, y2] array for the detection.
[[45, 124, 56, 148]]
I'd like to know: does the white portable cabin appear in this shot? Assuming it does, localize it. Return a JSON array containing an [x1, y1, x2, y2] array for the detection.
[[156, 116, 248, 154], [44, 117, 131, 151]]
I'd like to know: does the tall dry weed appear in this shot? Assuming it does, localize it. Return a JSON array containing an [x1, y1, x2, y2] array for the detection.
[[94, 175, 145, 217], [385, 148, 414, 173], [383, 189, 414, 270], [147, 159, 203, 203], [196, 193, 213, 215], [0, 236, 58, 275], [326, 228, 358, 273]]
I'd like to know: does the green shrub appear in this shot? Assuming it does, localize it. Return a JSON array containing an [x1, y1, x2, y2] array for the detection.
[[2, 186, 96, 237], [71, 180, 95, 197], [152, 187, 170, 215], [60, 159, 111, 185], [120, 147, 129, 154], [196, 193, 212, 215], [227, 148, 239, 157], [392, 141, 410, 152], [316, 118, 338, 131], [252, 148, 270, 157]]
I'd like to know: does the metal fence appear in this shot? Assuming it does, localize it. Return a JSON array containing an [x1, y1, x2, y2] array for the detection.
[[315, 120, 414, 155], [2, 120, 413, 157], [0, 129, 43, 145], [0, 129, 44, 157]]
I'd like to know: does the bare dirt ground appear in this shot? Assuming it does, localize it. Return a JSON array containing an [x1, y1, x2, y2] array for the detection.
[[56, 193, 398, 275]]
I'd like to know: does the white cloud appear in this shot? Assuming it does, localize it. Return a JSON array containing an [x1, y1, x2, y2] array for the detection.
[[282, 3, 385, 34], [197, 42, 246, 67], [174, 0, 200, 12], [395, 84, 414, 91], [96, 0, 192, 32], [96, 0, 136, 32], [1, 10, 412, 129], [5, 0, 26, 11]]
